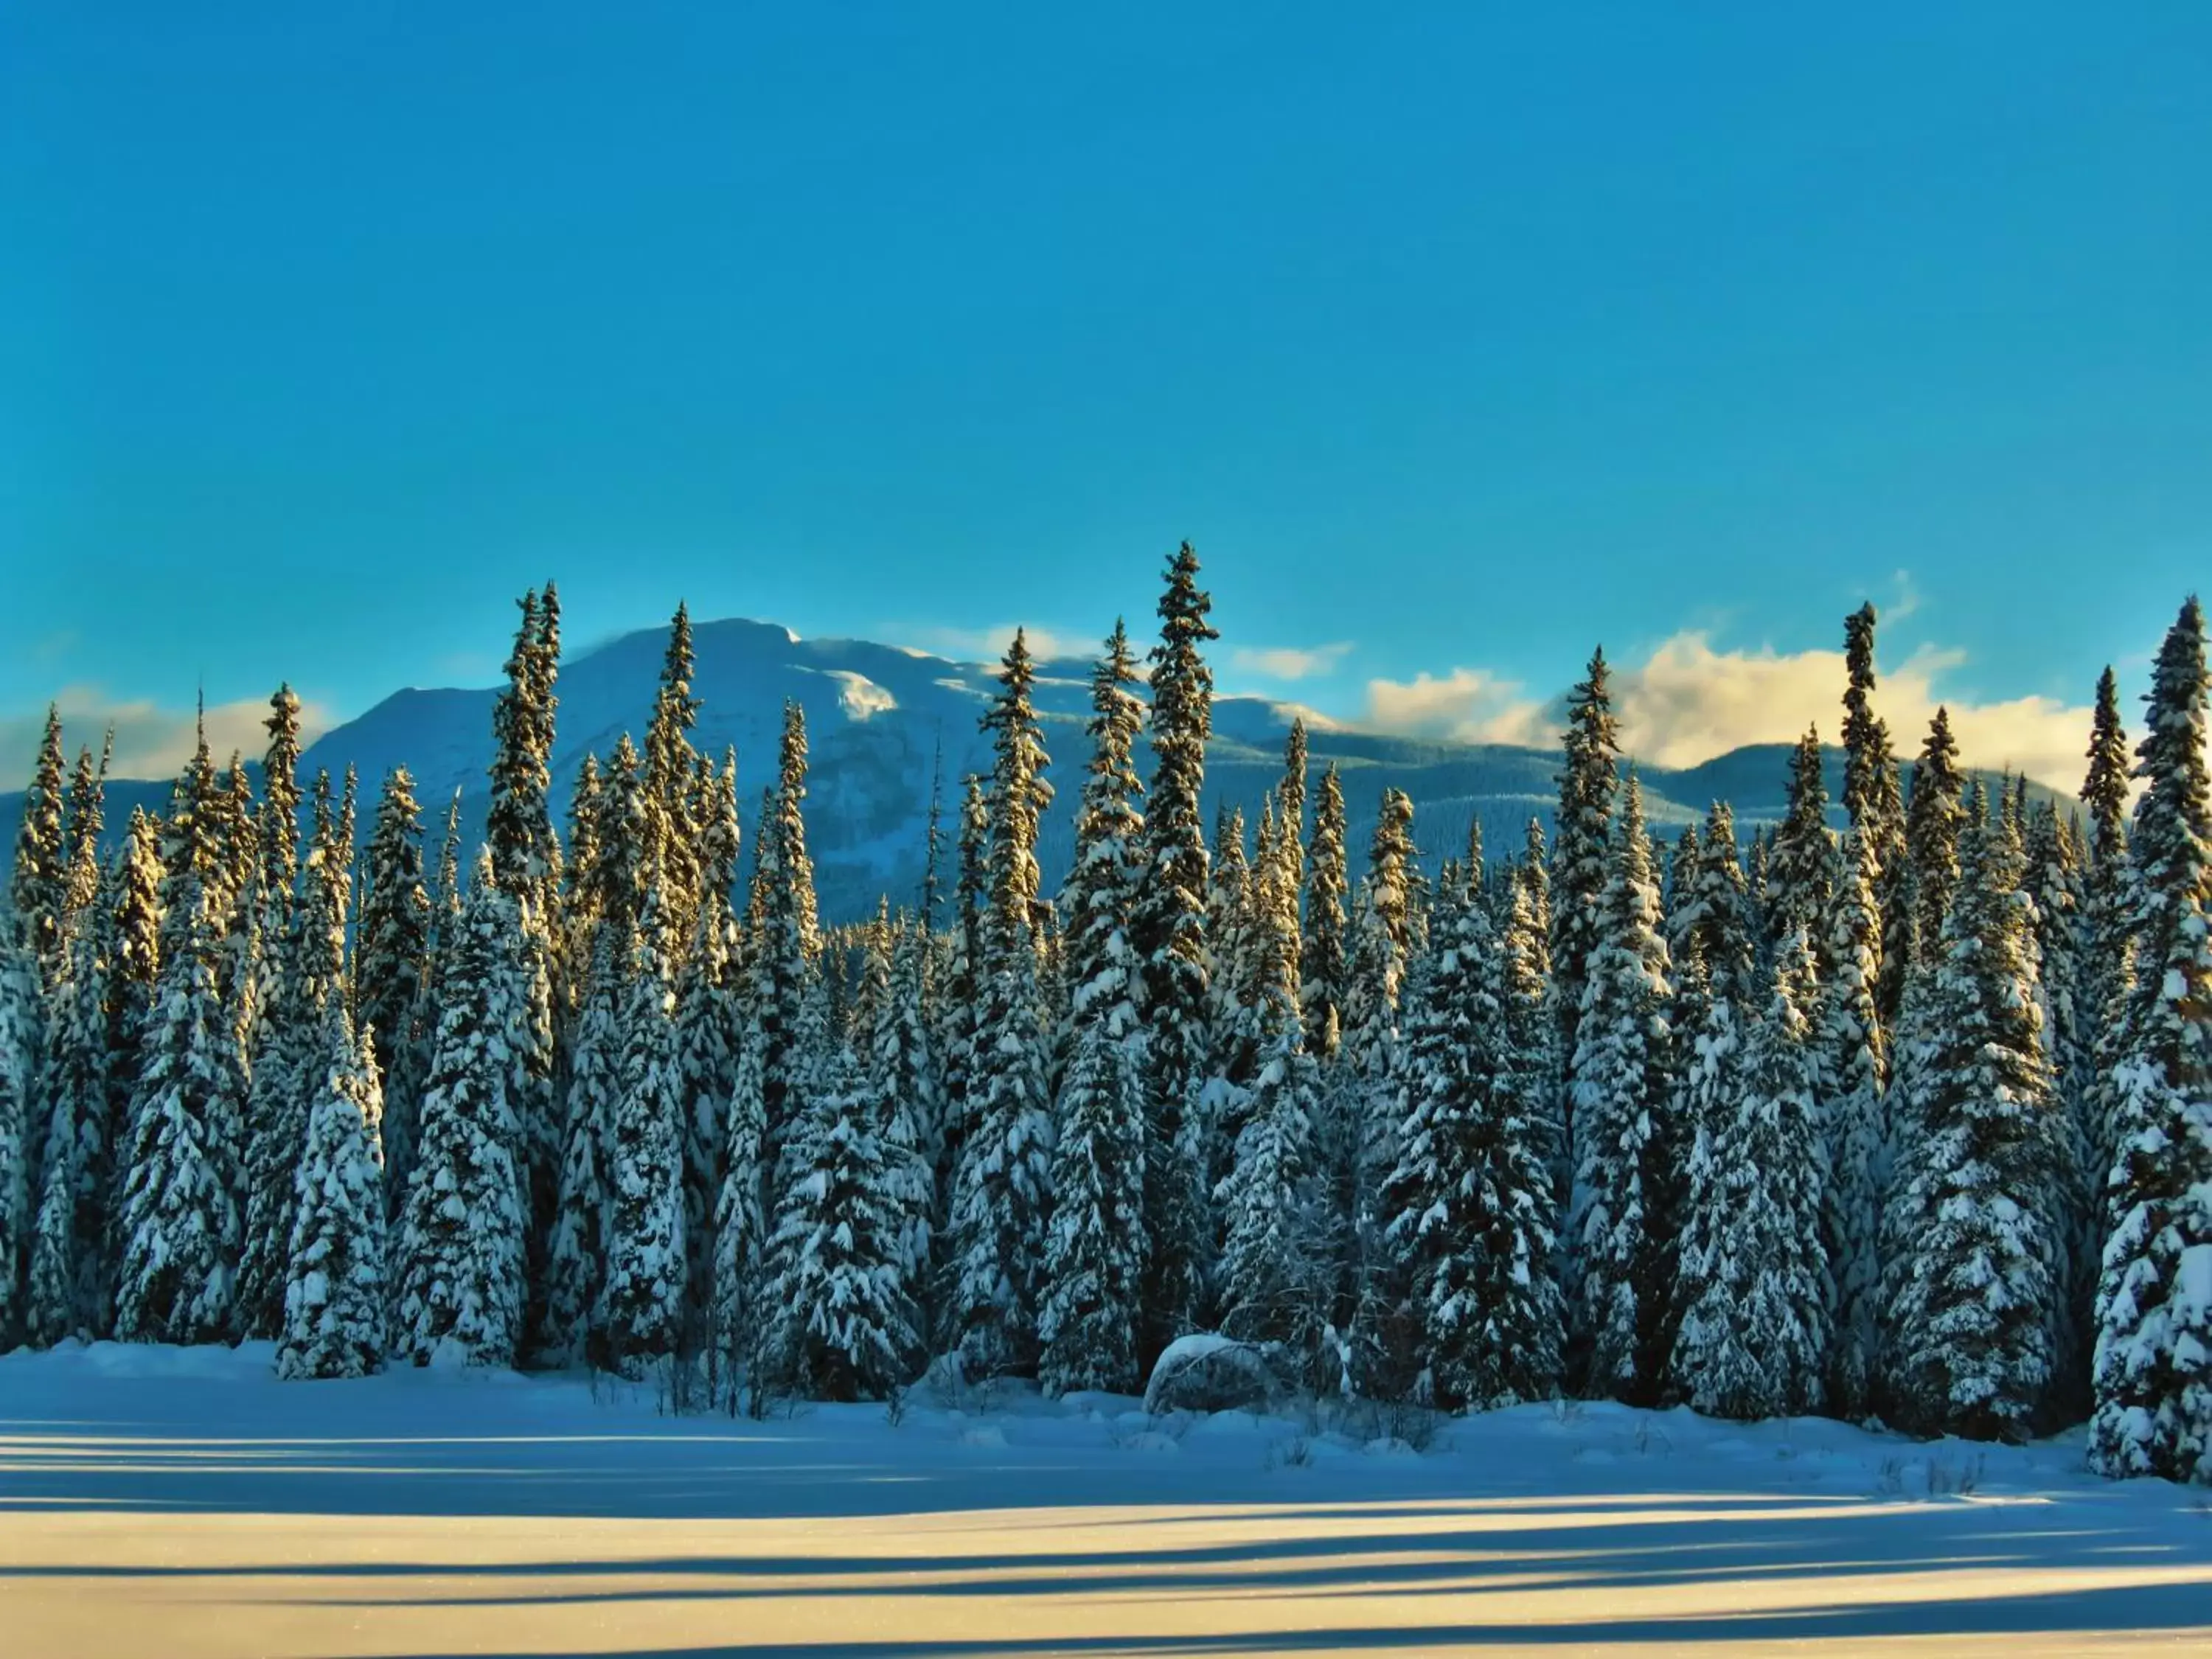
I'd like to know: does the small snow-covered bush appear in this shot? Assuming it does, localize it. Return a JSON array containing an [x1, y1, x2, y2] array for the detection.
[[1142, 1333, 1289, 1416]]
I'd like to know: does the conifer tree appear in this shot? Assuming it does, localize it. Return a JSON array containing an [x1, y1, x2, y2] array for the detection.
[[11, 705, 68, 988], [1843, 604, 1911, 1027], [539, 924, 622, 1368], [0, 937, 40, 1343], [2023, 797, 2095, 1415], [1887, 793, 2062, 1441], [255, 685, 306, 1000], [2090, 597, 2212, 1484], [1905, 709, 1968, 955], [105, 811, 163, 1221], [599, 880, 687, 1377], [1301, 763, 1351, 1060], [765, 1035, 919, 1401], [1552, 649, 1621, 1153], [1129, 543, 1218, 1361], [1277, 717, 1309, 982], [1039, 625, 1150, 1396], [276, 1019, 387, 1381], [675, 845, 740, 1341], [863, 919, 935, 1295], [1568, 774, 1677, 1405], [113, 865, 242, 1346], [949, 633, 1056, 1378], [644, 602, 704, 942], [2078, 667, 2137, 1190], [1768, 727, 1837, 956], [28, 904, 115, 1342], [1672, 928, 1829, 1419], [58, 731, 111, 943], [394, 856, 529, 1368], [356, 768, 431, 1218], [1821, 827, 1888, 1419]]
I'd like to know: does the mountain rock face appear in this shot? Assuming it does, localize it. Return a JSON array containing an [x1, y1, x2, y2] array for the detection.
[[3, 616, 2059, 925]]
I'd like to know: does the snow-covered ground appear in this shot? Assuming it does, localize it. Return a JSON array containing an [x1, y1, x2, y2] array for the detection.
[[3, 1342, 2208, 1658]]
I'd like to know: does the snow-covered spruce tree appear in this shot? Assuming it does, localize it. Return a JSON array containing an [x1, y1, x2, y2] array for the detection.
[[1886, 792, 2062, 1442], [538, 923, 622, 1368], [863, 919, 934, 1304], [1276, 718, 1309, 980], [1038, 623, 1150, 1397], [675, 815, 740, 1343], [1301, 762, 1351, 1061], [643, 602, 704, 946], [1663, 805, 1756, 1402], [2090, 597, 2212, 1484], [1215, 792, 1320, 1357], [1129, 543, 1218, 1363], [2078, 667, 2138, 1195], [1487, 851, 1568, 1405], [356, 768, 431, 1221], [1821, 827, 1888, 1421], [1672, 928, 1830, 1419], [1842, 604, 1911, 1031], [57, 734, 111, 961], [1767, 727, 1837, 959], [27, 908, 114, 1343], [599, 879, 687, 1378], [757, 701, 821, 1164], [765, 1034, 920, 1402], [11, 705, 68, 990], [484, 586, 563, 1316], [393, 855, 529, 1368], [2023, 797, 2096, 1419], [949, 630, 1057, 1380], [238, 771, 354, 1340], [112, 866, 243, 1346], [1551, 649, 1621, 1160], [253, 685, 306, 1017], [1203, 805, 1256, 1147], [102, 810, 164, 1239], [1568, 773, 1677, 1405], [0, 936, 41, 1344], [1351, 790, 1418, 1176], [1905, 708, 1969, 961], [710, 998, 772, 1388], [276, 1018, 387, 1381]]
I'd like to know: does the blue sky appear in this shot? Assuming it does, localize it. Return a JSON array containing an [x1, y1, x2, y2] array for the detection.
[[2, 4, 2205, 785]]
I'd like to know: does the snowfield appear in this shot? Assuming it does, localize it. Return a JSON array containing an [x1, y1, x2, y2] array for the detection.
[[3, 1344, 2209, 1657]]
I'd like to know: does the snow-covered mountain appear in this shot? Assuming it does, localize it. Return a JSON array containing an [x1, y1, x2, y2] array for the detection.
[[3, 616, 2061, 924]]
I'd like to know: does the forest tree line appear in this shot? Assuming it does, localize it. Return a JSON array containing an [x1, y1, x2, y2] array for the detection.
[[1, 546, 2206, 1488]]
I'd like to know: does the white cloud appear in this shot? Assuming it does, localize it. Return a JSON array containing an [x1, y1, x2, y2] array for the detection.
[[1361, 667, 1554, 749], [1228, 641, 1354, 682], [888, 622, 1090, 667], [1361, 630, 2104, 789], [0, 686, 335, 785], [814, 669, 897, 723]]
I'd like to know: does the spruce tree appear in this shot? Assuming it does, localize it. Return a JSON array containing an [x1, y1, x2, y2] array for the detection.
[[1301, 763, 1351, 1060], [113, 866, 242, 1346], [2090, 597, 2212, 1484], [394, 856, 529, 1368], [539, 924, 622, 1368], [276, 1019, 387, 1381], [27, 908, 114, 1343], [1768, 727, 1837, 956], [11, 705, 67, 988], [1821, 827, 1888, 1420], [1887, 793, 2062, 1441], [949, 633, 1057, 1379], [2024, 797, 2095, 1416], [1039, 625, 1150, 1397], [1568, 774, 1676, 1405], [356, 768, 431, 1219], [599, 880, 687, 1377], [765, 1036, 919, 1401], [1127, 543, 1218, 1363], [1672, 928, 1829, 1419], [674, 854, 740, 1345], [0, 937, 40, 1343], [1843, 604, 1911, 1028], [863, 919, 935, 1301], [1551, 649, 1621, 1158], [58, 733, 111, 945], [2078, 667, 2137, 1192], [643, 602, 704, 943]]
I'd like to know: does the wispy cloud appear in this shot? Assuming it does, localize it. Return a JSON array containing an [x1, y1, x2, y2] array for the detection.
[[1361, 628, 2109, 789], [0, 686, 335, 785], [1229, 641, 1354, 682], [886, 622, 1092, 667]]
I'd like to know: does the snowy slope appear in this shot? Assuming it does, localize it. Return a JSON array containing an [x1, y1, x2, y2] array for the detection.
[[1, 1339, 2207, 1658], [2, 616, 2067, 924]]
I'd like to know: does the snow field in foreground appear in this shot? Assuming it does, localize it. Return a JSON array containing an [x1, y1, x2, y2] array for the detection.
[[1, 1340, 2209, 1658]]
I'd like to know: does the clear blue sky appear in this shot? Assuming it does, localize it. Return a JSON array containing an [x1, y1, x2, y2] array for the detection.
[[3, 4, 2205, 777]]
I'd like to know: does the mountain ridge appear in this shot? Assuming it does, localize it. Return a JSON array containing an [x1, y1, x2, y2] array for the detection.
[[4, 614, 2069, 924]]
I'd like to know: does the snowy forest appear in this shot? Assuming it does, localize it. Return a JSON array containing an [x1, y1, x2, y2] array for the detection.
[[0, 544, 2206, 1491]]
